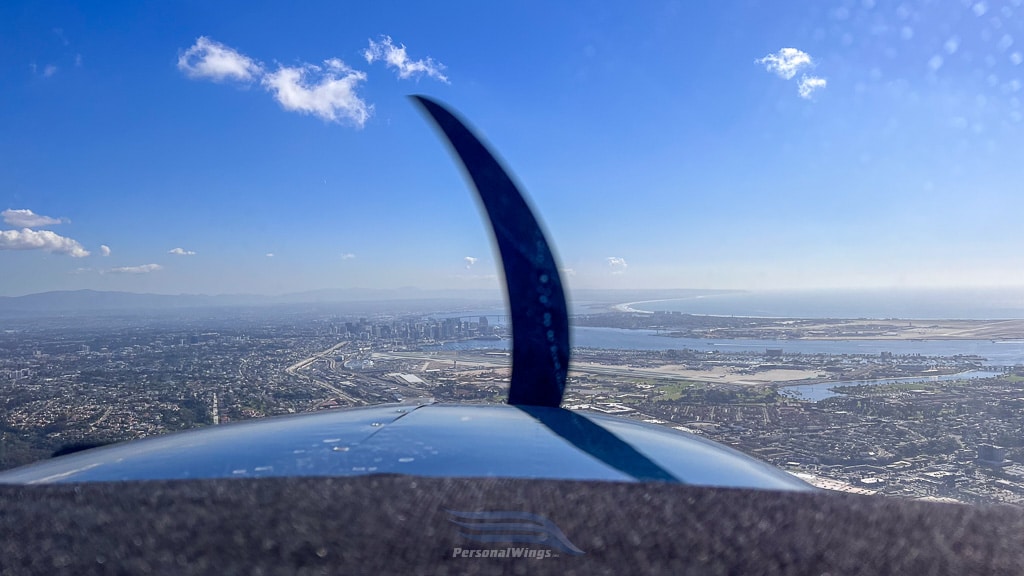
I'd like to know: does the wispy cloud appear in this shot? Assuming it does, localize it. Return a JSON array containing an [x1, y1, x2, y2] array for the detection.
[[464, 256, 478, 269], [606, 256, 628, 275], [29, 63, 59, 78], [2, 208, 66, 228], [363, 36, 449, 83], [0, 228, 89, 257], [99, 244, 111, 257], [53, 28, 69, 46], [107, 264, 162, 274], [340, 252, 356, 260], [452, 273, 499, 282], [560, 267, 577, 277], [178, 37, 374, 127], [798, 75, 827, 99], [265, 252, 274, 258], [756, 48, 826, 99], [756, 48, 813, 80], [168, 247, 196, 256], [178, 36, 262, 82], [262, 59, 372, 126]]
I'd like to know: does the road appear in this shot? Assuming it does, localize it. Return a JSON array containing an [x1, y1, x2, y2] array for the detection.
[[285, 341, 362, 405]]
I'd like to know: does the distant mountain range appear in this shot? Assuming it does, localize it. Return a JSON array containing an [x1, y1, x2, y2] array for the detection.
[[0, 288, 733, 316], [0, 288, 492, 315]]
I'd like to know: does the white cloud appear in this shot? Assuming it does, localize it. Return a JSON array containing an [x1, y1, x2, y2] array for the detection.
[[340, 252, 356, 260], [174, 37, 440, 127], [168, 247, 196, 256], [99, 244, 111, 257], [178, 36, 262, 82], [363, 36, 449, 83], [464, 256, 478, 269], [606, 257, 628, 275], [560, 267, 577, 277], [262, 59, 372, 126], [0, 228, 89, 257], [798, 75, 827, 99], [757, 48, 827, 99], [107, 264, 162, 274], [2, 208, 65, 228], [265, 252, 274, 258], [756, 48, 814, 80]]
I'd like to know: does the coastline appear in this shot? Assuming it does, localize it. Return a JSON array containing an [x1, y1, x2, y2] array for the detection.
[[609, 301, 1024, 341], [611, 289, 1024, 321], [610, 301, 659, 313]]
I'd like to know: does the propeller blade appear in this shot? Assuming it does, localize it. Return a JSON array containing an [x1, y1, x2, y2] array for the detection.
[[412, 95, 569, 407]]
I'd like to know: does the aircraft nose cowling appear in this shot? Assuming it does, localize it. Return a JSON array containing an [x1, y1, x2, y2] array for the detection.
[[0, 403, 811, 491]]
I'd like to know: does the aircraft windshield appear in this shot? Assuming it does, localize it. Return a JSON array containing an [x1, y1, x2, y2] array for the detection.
[[2, 1, 1024, 503]]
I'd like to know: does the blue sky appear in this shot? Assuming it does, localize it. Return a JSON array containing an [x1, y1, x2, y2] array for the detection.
[[2, 0, 1023, 297]]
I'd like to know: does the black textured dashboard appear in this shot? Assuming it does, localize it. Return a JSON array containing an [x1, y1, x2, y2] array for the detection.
[[1, 475, 1021, 575]]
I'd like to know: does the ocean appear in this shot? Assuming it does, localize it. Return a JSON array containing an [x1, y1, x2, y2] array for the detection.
[[428, 326, 1024, 366], [622, 288, 1024, 320], [424, 289, 1024, 370]]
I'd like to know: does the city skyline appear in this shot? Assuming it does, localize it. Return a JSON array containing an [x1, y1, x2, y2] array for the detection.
[[3, 1, 1024, 296]]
